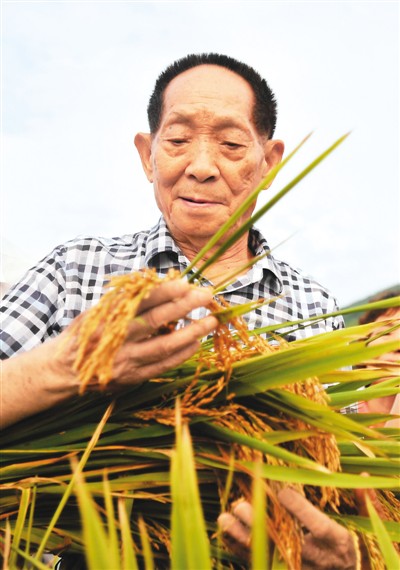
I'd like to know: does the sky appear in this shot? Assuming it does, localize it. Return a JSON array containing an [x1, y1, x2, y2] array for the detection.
[[1, 0, 399, 307]]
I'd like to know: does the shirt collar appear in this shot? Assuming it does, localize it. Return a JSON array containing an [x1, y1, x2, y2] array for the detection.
[[144, 217, 187, 269], [144, 217, 283, 293], [248, 226, 283, 294]]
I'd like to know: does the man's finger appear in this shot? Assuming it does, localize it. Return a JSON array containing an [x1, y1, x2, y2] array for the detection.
[[129, 286, 215, 339], [301, 532, 357, 570], [137, 280, 212, 313], [232, 500, 253, 528], [353, 473, 388, 521], [118, 341, 203, 384], [111, 315, 217, 384], [217, 513, 251, 562], [354, 487, 387, 520], [278, 488, 348, 542], [126, 315, 218, 363], [136, 279, 191, 311]]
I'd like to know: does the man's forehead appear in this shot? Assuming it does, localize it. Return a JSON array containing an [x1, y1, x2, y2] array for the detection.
[[164, 64, 254, 100], [168, 63, 242, 81], [160, 65, 256, 129], [161, 109, 253, 131]]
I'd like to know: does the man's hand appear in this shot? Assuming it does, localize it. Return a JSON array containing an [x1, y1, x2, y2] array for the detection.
[[1, 280, 217, 428], [278, 488, 358, 570], [217, 500, 253, 563], [95, 279, 218, 386], [218, 488, 359, 570]]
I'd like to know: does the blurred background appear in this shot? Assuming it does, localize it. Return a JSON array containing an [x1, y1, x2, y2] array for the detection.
[[2, 0, 399, 307]]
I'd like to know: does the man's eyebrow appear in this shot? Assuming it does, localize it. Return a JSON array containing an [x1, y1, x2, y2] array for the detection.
[[164, 112, 251, 133]]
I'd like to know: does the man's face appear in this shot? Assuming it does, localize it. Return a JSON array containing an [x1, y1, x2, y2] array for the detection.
[[135, 65, 283, 249]]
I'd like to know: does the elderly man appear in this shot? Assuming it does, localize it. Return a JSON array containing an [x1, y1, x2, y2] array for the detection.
[[1, 53, 343, 425], [2, 53, 354, 568]]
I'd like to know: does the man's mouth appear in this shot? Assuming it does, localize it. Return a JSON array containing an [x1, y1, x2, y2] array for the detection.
[[180, 196, 220, 206], [184, 198, 208, 203]]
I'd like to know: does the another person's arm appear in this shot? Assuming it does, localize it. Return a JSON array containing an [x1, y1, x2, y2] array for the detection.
[[357, 301, 400, 427], [358, 392, 400, 427]]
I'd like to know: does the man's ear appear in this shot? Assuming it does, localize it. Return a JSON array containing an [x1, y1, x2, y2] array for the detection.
[[134, 132, 154, 183], [262, 139, 285, 178]]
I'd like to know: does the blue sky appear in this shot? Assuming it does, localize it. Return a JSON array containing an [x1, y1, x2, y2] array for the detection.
[[2, 0, 399, 306]]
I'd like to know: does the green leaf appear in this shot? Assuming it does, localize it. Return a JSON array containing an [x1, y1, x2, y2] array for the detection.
[[331, 515, 400, 542], [138, 516, 155, 570], [118, 497, 139, 570], [35, 402, 114, 561], [203, 423, 332, 472], [338, 457, 400, 476], [271, 545, 289, 569], [171, 403, 211, 570], [24, 482, 38, 563], [343, 413, 399, 426], [0, 537, 53, 570], [8, 487, 31, 569], [324, 369, 395, 393], [102, 473, 120, 563], [328, 375, 399, 409], [255, 391, 380, 443], [197, 455, 398, 489], [339, 440, 400, 457], [253, 297, 400, 338], [230, 337, 399, 398], [366, 495, 400, 569], [73, 465, 117, 570], [251, 463, 268, 570], [241, 462, 399, 489]]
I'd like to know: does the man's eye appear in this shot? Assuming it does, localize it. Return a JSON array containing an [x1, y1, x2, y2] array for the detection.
[[169, 139, 187, 145], [223, 141, 242, 149]]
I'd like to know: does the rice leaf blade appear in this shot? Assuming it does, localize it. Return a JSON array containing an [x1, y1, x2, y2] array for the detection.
[[73, 465, 116, 570], [366, 495, 400, 569], [8, 487, 30, 569], [35, 402, 114, 560], [251, 463, 268, 570], [138, 516, 155, 570], [118, 497, 139, 570], [171, 403, 211, 570]]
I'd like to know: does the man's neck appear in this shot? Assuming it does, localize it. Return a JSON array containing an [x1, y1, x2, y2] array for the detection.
[[175, 233, 253, 285]]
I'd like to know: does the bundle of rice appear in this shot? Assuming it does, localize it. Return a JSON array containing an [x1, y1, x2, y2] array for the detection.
[[1, 269, 399, 568]]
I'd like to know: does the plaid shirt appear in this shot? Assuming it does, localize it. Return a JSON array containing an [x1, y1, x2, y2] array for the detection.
[[1, 217, 343, 358]]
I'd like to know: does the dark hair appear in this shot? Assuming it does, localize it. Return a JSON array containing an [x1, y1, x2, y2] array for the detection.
[[147, 53, 278, 138], [359, 288, 400, 325]]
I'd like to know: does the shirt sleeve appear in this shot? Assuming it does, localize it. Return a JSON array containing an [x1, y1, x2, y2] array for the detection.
[[0, 245, 67, 359]]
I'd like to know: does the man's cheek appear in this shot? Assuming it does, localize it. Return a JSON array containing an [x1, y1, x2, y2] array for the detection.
[[152, 165, 170, 188], [154, 157, 183, 185], [232, 162, 262, 193]]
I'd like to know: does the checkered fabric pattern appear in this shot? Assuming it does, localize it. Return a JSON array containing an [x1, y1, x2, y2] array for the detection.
[[1, 217, 344, 359]]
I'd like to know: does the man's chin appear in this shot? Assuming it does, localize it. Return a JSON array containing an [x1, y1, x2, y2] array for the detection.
[[167, 221, 224, 249]]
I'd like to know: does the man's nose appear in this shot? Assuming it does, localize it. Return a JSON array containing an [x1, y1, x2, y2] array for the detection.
[[185, 142, 220, 182]]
